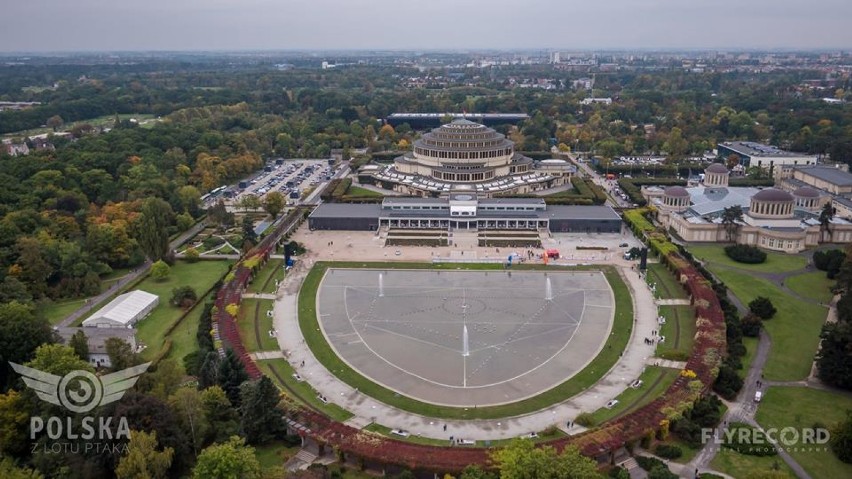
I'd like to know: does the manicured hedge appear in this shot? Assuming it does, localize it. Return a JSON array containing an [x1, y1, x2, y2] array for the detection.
[[724, 244, 767, 264]]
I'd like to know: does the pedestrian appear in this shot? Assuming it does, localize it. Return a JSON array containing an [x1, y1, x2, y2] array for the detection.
[[301, 360, 305, 367], [443, 424, 447, 431]]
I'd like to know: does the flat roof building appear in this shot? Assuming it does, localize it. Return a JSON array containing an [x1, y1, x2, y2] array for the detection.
[[308, 197, 622, 234], [717, 141, 818, 170], [82, 290, 159, 329]]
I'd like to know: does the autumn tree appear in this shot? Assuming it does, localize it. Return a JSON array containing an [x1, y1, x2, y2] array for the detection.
[[263, 191, 285, 218], [192, 436, 261, 479], [151, 259, 171, 281], [46, 115, 64, 131], [490, 440, 602, 479], [115, 430, 174, 479], [105, 337, 141, 371]]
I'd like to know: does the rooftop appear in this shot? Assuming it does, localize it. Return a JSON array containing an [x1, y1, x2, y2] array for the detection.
[[793, 165, 852, 187], [720, 141, 812, 158], [82, 290, 158, 327]]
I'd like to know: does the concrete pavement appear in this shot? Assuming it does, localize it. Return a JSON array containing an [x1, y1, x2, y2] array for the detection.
[[272, 245, 663, 441]]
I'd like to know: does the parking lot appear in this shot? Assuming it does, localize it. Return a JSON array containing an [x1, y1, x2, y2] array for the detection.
[[202, 159, 345, 208]]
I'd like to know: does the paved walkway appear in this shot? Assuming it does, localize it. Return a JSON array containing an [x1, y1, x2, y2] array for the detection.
[[645, 358, 686, 369], [251, 350, 286, 360], [273, 258, 662, 440], [655, 299, 691, 306], [243, 293, 277, 300]]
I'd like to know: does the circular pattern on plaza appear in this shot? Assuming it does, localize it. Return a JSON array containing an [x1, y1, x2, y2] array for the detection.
[[315, 268, 615, 407]]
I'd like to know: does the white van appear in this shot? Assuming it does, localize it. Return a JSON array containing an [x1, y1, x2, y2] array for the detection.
[[754, 391, 763, 402]]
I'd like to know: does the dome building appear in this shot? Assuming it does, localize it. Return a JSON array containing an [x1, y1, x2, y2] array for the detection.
[[792, 186, 821, 211], [361, 118, 574, 197], [645, 162, 852, 253], [704, 163, 729, 188], [749, 188, 795, 219], [661, 186, 690, 212]]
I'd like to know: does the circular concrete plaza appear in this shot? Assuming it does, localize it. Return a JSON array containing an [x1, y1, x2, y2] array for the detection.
[[316, 269, 615, 407]]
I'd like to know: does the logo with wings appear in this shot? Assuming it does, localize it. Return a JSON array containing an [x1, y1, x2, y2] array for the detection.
[[10, 362, 151, 413]]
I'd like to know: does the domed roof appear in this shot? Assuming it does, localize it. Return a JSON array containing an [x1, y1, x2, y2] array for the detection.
[[752, 188, 794, 202], [793, 186, 820, 198], [705, 163, 728, 174], [414, 118, 513, 153], [664, 186, 690, 197]]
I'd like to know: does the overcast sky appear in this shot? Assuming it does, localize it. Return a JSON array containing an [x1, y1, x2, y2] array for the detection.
[[2, 0, 850, 52]]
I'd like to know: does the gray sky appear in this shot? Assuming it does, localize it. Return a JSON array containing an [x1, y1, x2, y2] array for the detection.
[[2, 0, 850, 52]]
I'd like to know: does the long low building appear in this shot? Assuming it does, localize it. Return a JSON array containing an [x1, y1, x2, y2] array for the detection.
[[82, 290, 159, 328], [308, 196, 622, 233]]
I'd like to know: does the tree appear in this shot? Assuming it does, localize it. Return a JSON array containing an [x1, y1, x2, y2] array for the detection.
[[239, 194, 261, 212], [218, 349, 249, 406], [151, 260, 171, 281], [820, 203, 836, 242], [490, 440, 602, 479], [0, 390, 30, 456], [192, 436, 261, 479], [168, 387, 208, 454], [721, 205, 744, 243], [239, 376, 285, 444], [137, 198, 174, 261], [46, 115, 64, 132], [0, 301, 54, 390], [171, 286, 198, 308], [177, 185, 201, 215], [241, 216, 257, 252], [741, 313, 763, 337], [69, 329, 89, 361], [105, 337, 140, 371], [748, 297, 777, 320], [831, 411, 852, 463], [207, 200, 234, 230], [263, 191, 285, 218], [816, 321, 852, 390], [201, 386, 240, 445], [0, 458, 43, 479], [115, 430, 174, 479], [459, 464, 497, 479]]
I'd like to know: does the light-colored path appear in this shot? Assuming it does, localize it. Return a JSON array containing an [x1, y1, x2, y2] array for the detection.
[[243, 293, 277, 300], [251, 350, 286, 360], [273, 257, 662, 441], [655, 299, 691, 306]]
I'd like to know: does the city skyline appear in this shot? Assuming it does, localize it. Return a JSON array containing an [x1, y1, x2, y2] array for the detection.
[[2, 0, 851, 52]]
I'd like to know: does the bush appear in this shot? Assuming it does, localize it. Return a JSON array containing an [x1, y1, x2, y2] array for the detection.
[[635, 456, 667, 472], [654, 444, 683, 459], [814, 249, 846, 279], [748, 296, 777, 320], [741, 313, 763, 337], [171, 285, 198, 308], [151, 260, 171, 281], [574, 412, 596, 427], [724, 244, 767, 264], [713, 362, 744, 400]]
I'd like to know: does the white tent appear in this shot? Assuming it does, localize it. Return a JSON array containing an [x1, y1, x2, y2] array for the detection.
[[83, 290, 159, 328]]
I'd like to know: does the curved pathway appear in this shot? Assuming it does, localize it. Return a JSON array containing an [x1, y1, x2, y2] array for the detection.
[[272, 258, 662, 441], [686, 250, 839, 479]]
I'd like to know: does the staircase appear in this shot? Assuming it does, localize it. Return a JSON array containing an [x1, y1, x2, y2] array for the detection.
[[285, 448, 318, 472], [618, 457, 647, 479], [450, 229, 479, 250]]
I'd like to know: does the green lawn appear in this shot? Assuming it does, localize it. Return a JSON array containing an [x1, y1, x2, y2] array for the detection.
[[656, 306, 696, 361], [705, 267, 826, 381], [254, 442, 299, 469], [785, 271, 835, 304], [710, 447, 795, 479], [134, 260, 232, 360], [689, 245, 808, 273], [39, 299, 85, 326], [248, 259, 286, 294], [237, 299, 278, 352], [256, 358, 353, 422], [586, 367, 679, 425], [755, 387, 852, 479], [297, 262, 633, 420], [346, 186, 384, 197], [162, 299, 208, 364], [647, 263, 688, 299]]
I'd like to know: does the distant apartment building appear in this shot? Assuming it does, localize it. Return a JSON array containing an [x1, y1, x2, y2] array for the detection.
[[580, 97, 612, 106]]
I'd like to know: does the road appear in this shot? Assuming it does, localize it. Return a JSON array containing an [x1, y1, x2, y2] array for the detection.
[[567, 153, 632, 208], [57, 221, 206, 328]]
